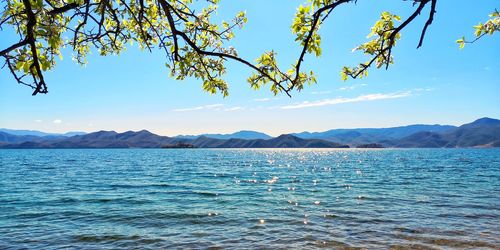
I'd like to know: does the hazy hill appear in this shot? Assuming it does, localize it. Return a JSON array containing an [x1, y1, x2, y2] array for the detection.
[[1, 118, 498, 148], [392, 131, 449, 148], [0, 131, 65, 143], [0, 131, 347, 149], [175, 130, 272, 140], [292, 124, 456, 145], [189, 134, 348, 148], [0, 128, 86, 137], [443, 118, 500, 147], [392, 118, 500, 148], [47, 130, 181, 148]]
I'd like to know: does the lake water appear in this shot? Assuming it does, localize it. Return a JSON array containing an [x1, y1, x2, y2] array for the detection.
[[0, 149, 499, 249]]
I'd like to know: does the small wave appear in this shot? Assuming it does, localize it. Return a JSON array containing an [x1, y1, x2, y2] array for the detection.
[[57, 197, 80, 203], [192, 191, 219, 197], [75, 234, 142, 243], [149, 183, 172, 188], [76, 197, 153, 205], [16, 212, 54, 219], [109, 183, 172, 190]]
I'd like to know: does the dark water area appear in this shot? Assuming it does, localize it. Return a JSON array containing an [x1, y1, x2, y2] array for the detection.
[[0, 149, 499, 249]]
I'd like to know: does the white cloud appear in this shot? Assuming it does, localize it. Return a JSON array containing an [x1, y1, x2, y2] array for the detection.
[[338, 86, 355, 91], [173, 104, 224, 112], [253, 97, 281, 102], [173, 104, 245, 112], [224, 106, 244, 111], [337, 83, 367, 91], [413, 87, 434, 92], [310, 90, 332, 95], [34, 119, 42, 123], [253, 98, 271, 102], [280, 91, 412, 110], [53, 119, 62, 124]]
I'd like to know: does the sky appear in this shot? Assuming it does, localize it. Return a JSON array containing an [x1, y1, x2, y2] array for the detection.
[[1, 0, 499, 136]]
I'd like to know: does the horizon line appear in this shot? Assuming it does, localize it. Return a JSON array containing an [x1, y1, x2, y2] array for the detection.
[[1, 116, 495, 137]]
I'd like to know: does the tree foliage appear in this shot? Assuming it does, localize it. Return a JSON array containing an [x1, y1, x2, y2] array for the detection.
[[0, 0, 497, 96], [457, 9, 499, 49]]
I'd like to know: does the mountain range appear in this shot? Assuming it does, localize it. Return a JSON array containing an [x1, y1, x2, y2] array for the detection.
[[174, 130, 272, 140], [291, 124, 456, 145], [0, 128, 86, 137], [0, 130, 348, 149], [1, 117, 499, 148]]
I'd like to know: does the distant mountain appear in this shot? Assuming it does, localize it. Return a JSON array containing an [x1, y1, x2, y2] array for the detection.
[[0, 128, 57, 137], [63, 131, 88, 136], [189, 134, 348, 148], [0, 132, 48, 143], [442, 117, 500, 147], [292, 124, 456, 145], [464, 117, 500, 126], [265, 134, 348, 148], [1, 118, 498, 148], [393, 131, 449, 148], [0, 131, 347, 149], [175, 130, 272, 140], [0, 131, 66, 143], [356, 143, 384, 148], [392, 118, 500, 148], [0, 128, 87, 137], [44, 130, 181, 148]]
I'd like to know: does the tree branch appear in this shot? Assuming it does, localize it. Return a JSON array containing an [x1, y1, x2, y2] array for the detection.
[[47, 2, 79, 15], [350, 0, 431, 78], [159, 0, 291, 97], [293, 0, 353, 85], [0, 39, 29, 56], [417, 0, 436, 48], [21, 0, 48, 95]]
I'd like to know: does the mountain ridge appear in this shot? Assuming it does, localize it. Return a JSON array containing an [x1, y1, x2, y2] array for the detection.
[[174, 130, 272, 140], [292, 124, 457, 145], [0, 131, 348, 149], [1, 117, 498, 148], [0, 128, 87, 137]]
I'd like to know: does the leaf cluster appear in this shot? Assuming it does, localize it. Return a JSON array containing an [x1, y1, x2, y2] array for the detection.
[[0, 0, 497, 97]]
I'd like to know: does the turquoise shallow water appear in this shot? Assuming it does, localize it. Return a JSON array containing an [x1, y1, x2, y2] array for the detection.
[[0, 148, 499, 249]]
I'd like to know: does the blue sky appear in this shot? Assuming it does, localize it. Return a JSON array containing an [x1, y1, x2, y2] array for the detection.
[[1, 0, 499, 136]]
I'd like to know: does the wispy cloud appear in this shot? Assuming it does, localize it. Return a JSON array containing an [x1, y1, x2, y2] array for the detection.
[[253, 97, 281, 102], [338, 86, 356, 91], [173, 104, 223, 112], [253, 98, 271, 102], [310, 84, 367, 94], [53, 119, 62, 124], [224, 106, 244, 111], [310, 90, 332, 95], [413, 87, 434, 92], [280, 91, 412, 110], [173, 104, 245, 112], [34, 119, 42, 123], [337, 83, 367, 91]]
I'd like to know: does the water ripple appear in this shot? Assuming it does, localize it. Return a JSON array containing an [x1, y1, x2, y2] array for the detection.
[[0, 148, 499, 249]]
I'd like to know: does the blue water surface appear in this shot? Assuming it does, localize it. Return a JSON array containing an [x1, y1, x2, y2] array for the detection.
[[0, 149, 499, 249]]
